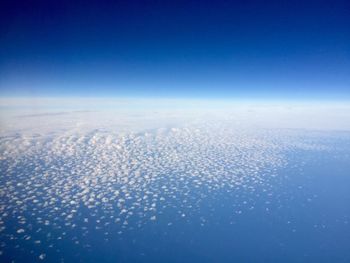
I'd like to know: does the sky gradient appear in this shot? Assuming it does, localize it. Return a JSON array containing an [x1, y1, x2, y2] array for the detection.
[[1, 0, 349, 99]]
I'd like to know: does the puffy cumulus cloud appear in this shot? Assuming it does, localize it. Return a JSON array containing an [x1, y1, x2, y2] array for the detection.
[[0, 103, 348, 261]]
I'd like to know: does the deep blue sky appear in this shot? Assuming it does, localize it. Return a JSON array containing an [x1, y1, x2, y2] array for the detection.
[[0, 0, 349, 99]]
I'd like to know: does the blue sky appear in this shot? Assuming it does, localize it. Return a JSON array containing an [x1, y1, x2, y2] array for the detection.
[[0, 0, 349, 100]]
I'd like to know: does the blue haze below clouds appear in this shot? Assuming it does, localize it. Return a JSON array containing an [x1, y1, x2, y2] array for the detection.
[[1, 133, 350, 263]]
